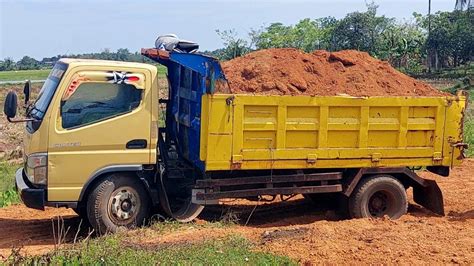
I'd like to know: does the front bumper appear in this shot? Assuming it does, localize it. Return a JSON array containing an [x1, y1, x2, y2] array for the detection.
[[15, 168, 45, 210]]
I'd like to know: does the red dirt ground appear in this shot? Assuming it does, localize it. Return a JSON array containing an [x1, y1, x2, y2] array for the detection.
[[220, 48, 449, 97], [0, 159, 473, 264]]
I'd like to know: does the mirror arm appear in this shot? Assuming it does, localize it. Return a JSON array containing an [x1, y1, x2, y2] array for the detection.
[[6, 117, 38, 123]]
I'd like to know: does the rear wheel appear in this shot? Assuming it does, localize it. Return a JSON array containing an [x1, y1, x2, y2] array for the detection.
[[349, 175, 407, 219], [87, 174, 150, 235]]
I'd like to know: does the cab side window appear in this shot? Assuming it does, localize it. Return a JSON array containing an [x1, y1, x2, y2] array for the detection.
[[61, 82, 142, 129]]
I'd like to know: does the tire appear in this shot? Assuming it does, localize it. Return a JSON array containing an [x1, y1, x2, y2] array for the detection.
[[87, 174, 150, 235], [349, 175, 407, 219]]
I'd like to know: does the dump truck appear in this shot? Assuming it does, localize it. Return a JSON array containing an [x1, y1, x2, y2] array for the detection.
[[3, 46, 468, 234]]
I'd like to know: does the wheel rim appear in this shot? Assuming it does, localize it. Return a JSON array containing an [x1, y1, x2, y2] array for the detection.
[[108, 186, 141, 225], [368, 190, 395, 217]]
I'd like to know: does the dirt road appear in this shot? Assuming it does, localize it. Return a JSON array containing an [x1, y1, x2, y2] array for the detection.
[[0, 159, 473, 263]]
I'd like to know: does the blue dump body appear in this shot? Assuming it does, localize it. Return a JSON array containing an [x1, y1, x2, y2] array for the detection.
[[155, 52, 227, 171]]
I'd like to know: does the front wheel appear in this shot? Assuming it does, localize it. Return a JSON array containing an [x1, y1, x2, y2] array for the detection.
[[349, 175, 407, 219], [87, 174, 150, 235]]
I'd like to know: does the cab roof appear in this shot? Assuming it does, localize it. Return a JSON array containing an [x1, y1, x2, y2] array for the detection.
[[58, 58, 156, 72]]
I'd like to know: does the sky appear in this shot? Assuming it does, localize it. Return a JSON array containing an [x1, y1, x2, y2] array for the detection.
[[0, 0, 455, 60]]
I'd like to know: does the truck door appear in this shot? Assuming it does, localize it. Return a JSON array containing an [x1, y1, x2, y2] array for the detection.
[[47, 68, 152, 202]]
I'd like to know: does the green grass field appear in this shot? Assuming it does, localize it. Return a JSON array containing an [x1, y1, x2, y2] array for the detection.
[[0, 69, 51, 82], [0, 66, 167, 83]]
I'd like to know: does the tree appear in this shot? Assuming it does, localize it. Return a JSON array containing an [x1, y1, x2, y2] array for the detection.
[[215, 29, 252, 60], [16, 56, 40, 70], [254, 18, 337, 52], [331, 3, 393, 56], [0, 58, 15, 71], [255, 23, 293, 49], [428, 0, 433, 72], [291, 19, 324, 52], [116, 48, 131, 61], [415, 10, 473, 70], [315, 17, 338, 50], [379, 22, 425, 72]]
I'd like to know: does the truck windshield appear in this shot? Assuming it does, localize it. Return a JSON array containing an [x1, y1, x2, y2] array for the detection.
[[29, 62, 68, 120]]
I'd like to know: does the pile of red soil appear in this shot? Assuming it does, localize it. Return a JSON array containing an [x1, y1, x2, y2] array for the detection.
[[220, 48, 448, 97]]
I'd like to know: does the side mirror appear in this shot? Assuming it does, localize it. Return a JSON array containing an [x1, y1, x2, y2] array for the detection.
[[24, 80, 31, 105], [4, 91, 18, 119]]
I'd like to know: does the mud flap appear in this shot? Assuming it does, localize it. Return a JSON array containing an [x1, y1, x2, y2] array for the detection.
[[412, 179, 444, 216]]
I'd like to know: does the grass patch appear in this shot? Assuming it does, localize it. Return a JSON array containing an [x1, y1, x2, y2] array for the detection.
[[10, 234, 295, 265], [0, 161, 20, 207], [156, 64, 168, 76], [0, 69, 51, 82]]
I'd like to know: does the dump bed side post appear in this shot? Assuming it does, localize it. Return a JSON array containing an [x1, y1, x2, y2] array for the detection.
[[443, 92, 468, 167]]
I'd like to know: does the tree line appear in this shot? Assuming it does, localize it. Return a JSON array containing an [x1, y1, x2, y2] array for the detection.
[[0, 48, 152, 71], [1, 2, 472, 76], [210, 3, 473, 75]]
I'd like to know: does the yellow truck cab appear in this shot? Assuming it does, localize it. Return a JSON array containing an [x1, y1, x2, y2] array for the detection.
[[3, 47, 468, 234], [9, 59, 159, 225]]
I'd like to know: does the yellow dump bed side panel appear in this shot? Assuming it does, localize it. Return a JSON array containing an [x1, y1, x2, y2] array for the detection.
[[200, 94, 466, 171]]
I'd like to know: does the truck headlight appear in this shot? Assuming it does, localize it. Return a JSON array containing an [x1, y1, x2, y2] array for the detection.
[[26, 153, 48, 185]]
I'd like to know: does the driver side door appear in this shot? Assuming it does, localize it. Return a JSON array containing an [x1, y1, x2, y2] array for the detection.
[[47, 67, 152, 202]]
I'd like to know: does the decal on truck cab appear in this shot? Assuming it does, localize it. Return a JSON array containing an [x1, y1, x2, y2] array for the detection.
[[61, 70, 145, 102], [106, 71, 140, 84]]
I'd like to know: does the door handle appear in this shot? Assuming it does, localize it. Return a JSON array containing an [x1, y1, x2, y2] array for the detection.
[[126, 139, 148, 149]]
